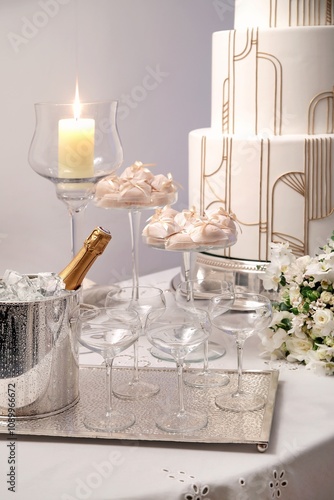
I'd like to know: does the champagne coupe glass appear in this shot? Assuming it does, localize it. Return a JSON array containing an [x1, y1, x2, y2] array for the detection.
[[77, 307, 140, 432], [28, 100, 123, 257], [175, 279, 234, 388], [105, 286, 166, 399], [145, 307, 210, 433], [210, 292, 272, 412]]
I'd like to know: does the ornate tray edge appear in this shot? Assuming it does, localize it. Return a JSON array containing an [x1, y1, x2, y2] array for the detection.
[[0, 366, 279, 452]]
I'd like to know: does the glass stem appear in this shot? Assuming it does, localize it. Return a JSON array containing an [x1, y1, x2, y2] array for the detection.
[[203, 340, 209, 373], [69, 207, 85, 258], [176, 359, 186, 416], [235, 338, 245, 396], [128, 210, 141, 298], [183, 251, 196, 281], [132, 340, 140, 384], [105, 358, 114, 418]]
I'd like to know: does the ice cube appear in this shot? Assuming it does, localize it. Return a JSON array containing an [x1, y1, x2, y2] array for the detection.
[[34, 272, 66, 297], [0, 270, 67, 302], [0, 281, 16, 302]]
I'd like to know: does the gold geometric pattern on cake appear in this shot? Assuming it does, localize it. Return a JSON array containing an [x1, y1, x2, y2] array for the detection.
[[271, 232, 305, 256], [200, 135, 235, 258], [199, 134, 334, 260], [200, 136, 230, 208], [308, 87, 334, 134], [200, 135, 230, 213], [257, 51, 283, 135], [222, 78, 229, 134], [223, 29, 283, 136], [305, 137, 333, 222], [269, 0, 278, 27], [279, 171, 305, 195], [268, 0, 334, 27], [271, 138, 333, 256], [200, 135, 269, 260], [272, 171, 306, 256], [327, 0, 334, 24], [192, 2, 334, 265]]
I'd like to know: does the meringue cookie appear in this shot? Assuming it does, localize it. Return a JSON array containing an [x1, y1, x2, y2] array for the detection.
[[155, 205, 179, 218], [151, 191, 177, 206], [174, 208, 199, 228], [151, 173, 175, 193], [120, 161, 155, 183], [166, 232, 195, 250], [142, 236, 166, 249], [95, 175, 122, 197], [119, 179, 152, 202], [142, 205, 181, 238], [188, 222, 230, 245], [95, 193, 120, 208], [143, 205, 238, 250], [95, 161, 178, 208], [142, 220, 180, 239]]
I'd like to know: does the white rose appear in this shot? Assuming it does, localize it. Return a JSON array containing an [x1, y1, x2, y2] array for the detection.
[[286, 336, 313, 363], [313, 309, 333, 328], [320, 291, 332, 304]]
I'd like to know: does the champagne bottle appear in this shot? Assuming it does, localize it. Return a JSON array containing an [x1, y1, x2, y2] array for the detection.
[[59, 227, 112, 290]]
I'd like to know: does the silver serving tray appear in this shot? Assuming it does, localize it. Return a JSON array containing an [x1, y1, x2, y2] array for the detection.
[[0, 366, 279, 452]]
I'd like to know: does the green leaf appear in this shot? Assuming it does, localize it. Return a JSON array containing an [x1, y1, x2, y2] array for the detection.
[[277, 318, 292, 331], [280, 275, 286, 286], [301, 287, 320, 301]]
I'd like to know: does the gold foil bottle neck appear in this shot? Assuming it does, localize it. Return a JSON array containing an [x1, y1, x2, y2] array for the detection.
[[59, 227, 112, 290], [84, 227, 112, 254]]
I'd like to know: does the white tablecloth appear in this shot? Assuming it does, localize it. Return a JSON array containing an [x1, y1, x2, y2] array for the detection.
[[1, 268, 334, 500]]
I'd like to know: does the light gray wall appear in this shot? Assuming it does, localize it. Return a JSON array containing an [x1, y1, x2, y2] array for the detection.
[[0, 0, 233, 285]]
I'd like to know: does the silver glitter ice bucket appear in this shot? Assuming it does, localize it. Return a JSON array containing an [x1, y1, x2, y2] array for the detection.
[[0, 287, 81, 420]]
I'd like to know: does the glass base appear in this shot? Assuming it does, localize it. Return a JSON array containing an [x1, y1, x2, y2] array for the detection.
[[84, 408, 135, 432], [150, 341, 226, 363], [155, 408, 208, 433], [184, 370, 230, 388], [215, 391, 266, 412], [113, 379, 160, 400]]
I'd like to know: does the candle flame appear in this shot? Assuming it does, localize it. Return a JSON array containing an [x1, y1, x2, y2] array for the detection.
[[73, 82, 81, 120]]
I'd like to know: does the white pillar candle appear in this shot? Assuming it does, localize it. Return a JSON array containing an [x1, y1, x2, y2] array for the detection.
[[58, 117, 95, 179]]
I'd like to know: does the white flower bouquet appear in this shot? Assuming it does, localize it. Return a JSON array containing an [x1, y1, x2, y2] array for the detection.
[[260, 234, 334, 375]]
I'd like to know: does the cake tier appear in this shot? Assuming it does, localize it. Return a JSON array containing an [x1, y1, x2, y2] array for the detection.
[[189, 128, 334, 261], [211, 26, 334, 136], [234, 0, 333, 28]]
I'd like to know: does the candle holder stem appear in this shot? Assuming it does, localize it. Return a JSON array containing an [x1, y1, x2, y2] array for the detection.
[[68, 206, 87, 258]]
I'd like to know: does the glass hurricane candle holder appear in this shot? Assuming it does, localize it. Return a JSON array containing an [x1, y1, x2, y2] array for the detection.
[[28, 100, 123, 256]]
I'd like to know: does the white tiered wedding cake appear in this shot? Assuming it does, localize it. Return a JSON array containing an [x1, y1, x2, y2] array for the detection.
[[189, 0, 334, 269]]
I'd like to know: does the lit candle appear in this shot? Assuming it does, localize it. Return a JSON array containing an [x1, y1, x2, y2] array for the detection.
[[58, 87, 95, 180]]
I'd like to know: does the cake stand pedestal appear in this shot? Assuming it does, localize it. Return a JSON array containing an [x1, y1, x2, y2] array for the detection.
[[95, 191, 177, 293]]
